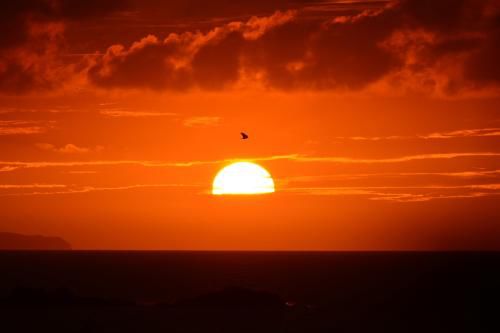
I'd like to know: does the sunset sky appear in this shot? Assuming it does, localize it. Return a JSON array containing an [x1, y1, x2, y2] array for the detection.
[[1, 0, 499, 250]]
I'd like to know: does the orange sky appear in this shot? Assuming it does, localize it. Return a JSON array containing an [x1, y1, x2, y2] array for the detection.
[[0, 0, 499, 250]]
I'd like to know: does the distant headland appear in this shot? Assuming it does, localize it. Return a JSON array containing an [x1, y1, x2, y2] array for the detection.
[[0, 232, 71, 250]]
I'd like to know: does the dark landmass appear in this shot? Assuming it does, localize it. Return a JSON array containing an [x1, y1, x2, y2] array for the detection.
[[0, 232, 71, 250]]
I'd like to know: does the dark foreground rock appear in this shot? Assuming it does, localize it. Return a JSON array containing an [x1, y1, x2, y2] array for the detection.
[[0, 284, 482, 333]]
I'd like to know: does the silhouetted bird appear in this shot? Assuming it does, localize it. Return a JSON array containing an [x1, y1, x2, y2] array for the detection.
[[241, 132, 249, 140]]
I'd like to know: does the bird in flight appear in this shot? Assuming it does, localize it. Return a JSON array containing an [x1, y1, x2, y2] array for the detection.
[[240, 132, 249, 140]]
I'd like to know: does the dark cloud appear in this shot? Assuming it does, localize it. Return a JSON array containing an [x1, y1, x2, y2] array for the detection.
[[0, 2, 53, 50], [258, 9, 400, 89], [191, 32, 245, 90], [0, 0, 129, 50], [88, 10, 299, 90], [88, 8, 400, 91], [124, 0, 368, 22], [465, 22, 500, 85], [392, 0, 500, 92], [0, 0, 129, 94], [3, 0, 500, 95], [0, 62, 43, 94], [86, 0, 500, 94]]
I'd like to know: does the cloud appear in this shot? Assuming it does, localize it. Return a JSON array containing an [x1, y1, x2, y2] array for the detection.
[[99, 109, 176, 117], [9, 183, 500, 203], [0, 120, 52, 135], [0, 166, 19, 172], [6, 0, 132, 50], [87, 6, 399, 91], [0, 183, 200, 197], [88, 10, 297, 90], [0, 106, 80, 114], [0, 0, 129, 94], [83, 0, 500, 95], [284, 184, 500, 202], [0, 0, 129, 49], [421, 128, 500, 139], [183, 116, 221, 127], [66, 170, 98, 174], [1, 151, 499, 173], [36, 143, 103, 154], [1, 0, 500, 95], [286, 152, 500, 164], [3, 181, 499, 202], [336, 127, 500, 141], [0, 184, 66, 189], [279, 169, 500, 183]]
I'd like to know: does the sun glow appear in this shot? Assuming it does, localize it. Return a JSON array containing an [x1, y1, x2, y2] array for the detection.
[[212, 162, 275, 195]]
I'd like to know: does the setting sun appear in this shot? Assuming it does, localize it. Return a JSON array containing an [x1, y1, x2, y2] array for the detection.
[[212, 162, 275, 195]]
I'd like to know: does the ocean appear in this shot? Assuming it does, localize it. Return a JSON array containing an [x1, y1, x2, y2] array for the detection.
[[0, 251, 491, 332]]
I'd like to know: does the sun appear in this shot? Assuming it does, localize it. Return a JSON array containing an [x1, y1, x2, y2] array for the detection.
[[212, 162, 275, 195]]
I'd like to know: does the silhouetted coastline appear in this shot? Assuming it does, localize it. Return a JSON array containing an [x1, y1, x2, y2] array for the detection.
[[0, 232, 71, 250]]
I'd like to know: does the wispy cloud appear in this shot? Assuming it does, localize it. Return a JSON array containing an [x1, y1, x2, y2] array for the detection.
[[0, 107, 80, 114], [66, 170, 98, 174], [336, 128, 500, 141], [336, 135, 403, 141], [0, 120, 53, 135], [427, 170, 500, 177], [303, 0, 389, 15], [286, 152, 500, 164], [36, 143, 104, 154], [0, 183, 202, 196], [284, 184, 500, 202], [0, 166, 19, 172], [279, 169, 500, 183], [5, 183, 498, 202], [1, 152, 499, 172], [100, 110, 176, 117], [421, 128, 500, 139], [370, 192, 494, 203], [183, 116, 221, 127], [0, 184, 66, 189]]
